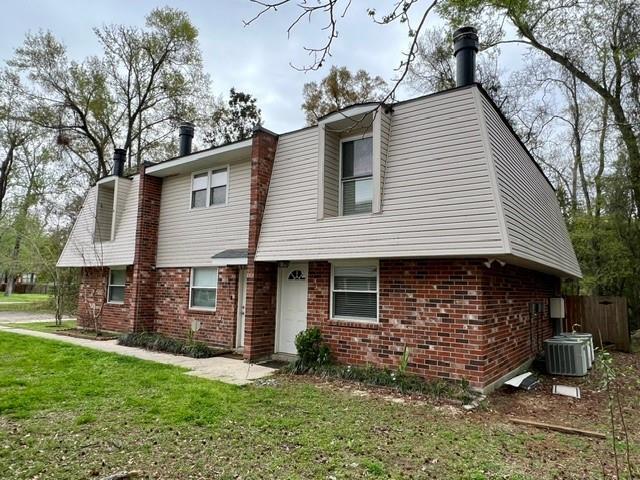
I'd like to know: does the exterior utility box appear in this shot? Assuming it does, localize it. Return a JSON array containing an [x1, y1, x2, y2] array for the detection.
[[550, 297, 565, 319]]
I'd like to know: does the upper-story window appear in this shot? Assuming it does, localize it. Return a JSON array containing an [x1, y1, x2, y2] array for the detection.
[[210, 168, 228, 205], [191, 167, 229, 209], [341, 136, 373, 215], [191, 173, 208, 208]]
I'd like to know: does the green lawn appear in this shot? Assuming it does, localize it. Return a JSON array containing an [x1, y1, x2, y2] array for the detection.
[[0, 293, 51, 303], [0, 293, 52, 312], [0, 332, 633, 479], [6, 320, 76, 332]]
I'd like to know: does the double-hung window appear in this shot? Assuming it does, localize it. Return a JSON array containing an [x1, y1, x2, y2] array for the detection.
[[107, 268, 126, 304], [191, 167, 228, 208], [331, 262, 378, 321], [341, 136, 373, 215], [210, 168, 228, 205], [190, 267, 218, 310], [191, 173, 208, 208]]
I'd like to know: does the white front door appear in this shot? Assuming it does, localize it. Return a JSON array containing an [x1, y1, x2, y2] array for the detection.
[[236, 268, 247, 348], [277, 262, 309, 354]]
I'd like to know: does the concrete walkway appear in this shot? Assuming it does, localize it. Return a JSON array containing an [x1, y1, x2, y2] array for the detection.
[[0, 325, 277, 385], [0, 311, 75, 323]]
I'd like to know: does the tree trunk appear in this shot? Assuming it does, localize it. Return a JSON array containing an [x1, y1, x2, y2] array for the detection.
[[0, 146, 15, 217]]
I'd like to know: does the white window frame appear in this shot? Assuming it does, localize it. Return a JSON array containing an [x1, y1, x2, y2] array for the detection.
[[189, 165, 229, 210], [339, 133, 373, 217], [189, 267, 218, 311], [107, 268, 126, 304], [330, 259, 379, 323]]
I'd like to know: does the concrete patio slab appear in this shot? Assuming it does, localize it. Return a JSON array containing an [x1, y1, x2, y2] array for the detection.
[[0, 325, 277, 385]]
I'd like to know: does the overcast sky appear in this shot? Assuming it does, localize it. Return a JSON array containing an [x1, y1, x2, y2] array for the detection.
[[0, 0, 416, 132], [1, 1, 524, 134]]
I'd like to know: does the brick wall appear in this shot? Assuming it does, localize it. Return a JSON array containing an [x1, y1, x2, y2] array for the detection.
[[307, 259, 558, 389], [480, 264, 558, 386], [78, 266, 133, 333], [129, 167, 162, 332], [244, 127, 279, 360], [244, 262, 278, 359], [154, 267, 239, 348]]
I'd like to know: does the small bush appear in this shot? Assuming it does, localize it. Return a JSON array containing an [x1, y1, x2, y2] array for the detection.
[[118, 332, 227, 358], [293, 327, 331, 371]]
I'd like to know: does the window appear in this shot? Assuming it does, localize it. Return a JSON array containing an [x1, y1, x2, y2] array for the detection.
[[341, 136, 373, 215], [108, 269, 126, 303], [331, 263, 378, 321], [191, 172, 208, 208], [191, 167, 229, 208], [210, 168, 228, 205], [190, 267, 218, 310]]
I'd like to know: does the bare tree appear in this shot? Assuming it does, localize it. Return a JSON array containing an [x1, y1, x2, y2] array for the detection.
[[0, 70, 30, 218]]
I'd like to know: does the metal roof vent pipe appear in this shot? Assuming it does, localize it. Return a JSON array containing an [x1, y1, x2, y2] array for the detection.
[[112, 148, 126, 177], [179, 121, 195, 156], [453, 26, 479, 87]]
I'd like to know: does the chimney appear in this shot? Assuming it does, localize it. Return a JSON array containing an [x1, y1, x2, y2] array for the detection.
[[179, 122, 194, 156], [453, 26, 479, 87], [112, 148, 126, 177]]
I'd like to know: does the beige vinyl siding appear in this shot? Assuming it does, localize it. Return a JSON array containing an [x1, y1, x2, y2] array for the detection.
[[323, 129, 340, 217], [255, 87, 506, 261], [113, 178, 131, 235], [94, 185, 114, 242], [480, 93, 581, 278], [57, 176, 139, 267], [379, 109, 391, 208], [155, 159, 250, 267]]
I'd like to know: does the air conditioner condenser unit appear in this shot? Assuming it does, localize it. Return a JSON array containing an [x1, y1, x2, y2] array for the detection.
[[559, 333, 595, 368], [544, 338, 589, 376]]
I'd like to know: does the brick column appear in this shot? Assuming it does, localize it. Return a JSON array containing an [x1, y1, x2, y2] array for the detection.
[[129, 164, 162, 332], [244, 127, 279, 361]]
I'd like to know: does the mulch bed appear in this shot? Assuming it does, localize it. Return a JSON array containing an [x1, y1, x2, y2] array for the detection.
[[54, 328, 120, 341]]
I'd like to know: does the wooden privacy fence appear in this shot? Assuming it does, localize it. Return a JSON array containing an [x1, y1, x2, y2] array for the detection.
[[564, 296, 630, 352]]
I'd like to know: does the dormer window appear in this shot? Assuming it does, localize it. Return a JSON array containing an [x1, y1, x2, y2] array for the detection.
[[94, 180, 116, 242], [341, 136, 373, 215], [191, 167, 229, 209], [317, 104, 391, 220]]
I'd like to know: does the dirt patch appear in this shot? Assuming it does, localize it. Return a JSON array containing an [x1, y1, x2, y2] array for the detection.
[[483, 352, 639, 430]]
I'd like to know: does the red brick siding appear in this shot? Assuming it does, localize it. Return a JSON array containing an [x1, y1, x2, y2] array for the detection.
[[129, 169, 162, 332], [244, 128, 279, 361], [480, 265, 558, 386], [307, 259, 558, 389], [154, 267, 239, 348], [78, 266, 133, 333], [244, 262, 278, 359]]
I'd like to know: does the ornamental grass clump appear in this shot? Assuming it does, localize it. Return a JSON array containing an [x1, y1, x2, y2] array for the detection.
[[118, 332, 226, 358]]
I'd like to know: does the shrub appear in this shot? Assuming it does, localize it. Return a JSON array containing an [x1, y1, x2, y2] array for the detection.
[[285, 360, 473, 403], [293, 327, 331, 371], [118, 332, 227, 358]]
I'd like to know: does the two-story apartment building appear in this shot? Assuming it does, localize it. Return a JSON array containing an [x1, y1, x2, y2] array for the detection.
[[58, 28, 581, 392]]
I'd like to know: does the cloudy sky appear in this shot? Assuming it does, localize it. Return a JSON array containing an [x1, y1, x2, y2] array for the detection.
[[1, 1, 524, 133]]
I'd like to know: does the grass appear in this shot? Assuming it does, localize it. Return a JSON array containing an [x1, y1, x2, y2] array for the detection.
[[0, 293, 52, 313], [6, 320, 77, 332], [0, 293, 51, 303], [0, 332, 636, 479]]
